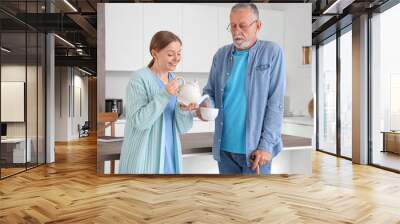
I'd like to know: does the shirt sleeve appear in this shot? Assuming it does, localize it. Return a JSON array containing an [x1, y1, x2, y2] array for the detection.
[[257, 47, 286, 156], [202, 53, 218, 108]]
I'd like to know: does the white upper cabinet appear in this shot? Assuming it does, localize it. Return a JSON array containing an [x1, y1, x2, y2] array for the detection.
[[143, 3, 183, 71], [181, 4, 219, 72], [258, 9, 285, 49], [218, 6, 232, 47], [105, 4, 143, 71], [104, 4, 285, 72]]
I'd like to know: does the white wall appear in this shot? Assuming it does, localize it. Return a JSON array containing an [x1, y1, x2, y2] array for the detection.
[[1, 63, 48, 163], [105, 71, 134, 115], [55, 67, 89, 141], [282, 5, 313, 117], [1, 66, 26, 125], [71, 74, 89, 138], [55, 67, 69, 141], [1, 64, 26, 81], [1, 65, 38, 138]]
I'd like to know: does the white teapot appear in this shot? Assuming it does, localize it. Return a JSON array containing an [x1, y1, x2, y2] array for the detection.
[[175, 76, 209, 106]]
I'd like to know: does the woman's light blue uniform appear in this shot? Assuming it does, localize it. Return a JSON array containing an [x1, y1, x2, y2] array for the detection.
[[118, 67, 193, 174], [155, 73, 177, 174]]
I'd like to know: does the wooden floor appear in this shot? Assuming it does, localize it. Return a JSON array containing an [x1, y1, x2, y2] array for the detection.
[[0, 167, 26, 178], [1, 163, 46, 178], [372, 150, 400, 171], [1, 136, 400, 223]]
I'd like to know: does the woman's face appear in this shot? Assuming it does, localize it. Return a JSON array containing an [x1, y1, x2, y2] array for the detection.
[[152, 41, 182, 71]]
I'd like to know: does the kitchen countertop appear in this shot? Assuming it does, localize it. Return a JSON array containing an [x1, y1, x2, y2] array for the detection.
[[97, 132, 311, 157], [96, 132, 311, 174], [118, 117, 313, 124], [116, 117, 209, 122], [283, 116, 313, 126], [97, 132, 213, 157]]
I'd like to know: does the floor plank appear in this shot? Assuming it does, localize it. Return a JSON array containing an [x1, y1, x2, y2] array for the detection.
[[0, 135, 399, 223]]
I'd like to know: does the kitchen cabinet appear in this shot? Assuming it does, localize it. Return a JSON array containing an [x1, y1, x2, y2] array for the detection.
[[282, 116, 313, 138], [217, 6, 232, 47], [104, 117, 214, 137], [258, 8, 285, 49], [187, 119, 214, 133], [104, 119, 126, 137], [105, 118, 214, 137], [182, 146, 312, 175], [143, 3, 183, 71], [181, 4, 219, 72], [105, 4, 143, 71], [104, 4, 285, 72]]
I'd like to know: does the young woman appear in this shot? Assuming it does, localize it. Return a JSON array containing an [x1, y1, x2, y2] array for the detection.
[[119, 31, 196, 174]]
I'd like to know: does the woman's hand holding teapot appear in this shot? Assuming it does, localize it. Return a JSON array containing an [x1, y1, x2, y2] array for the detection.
[[165, 78, 179, 96], [180, 103, 198, 112]]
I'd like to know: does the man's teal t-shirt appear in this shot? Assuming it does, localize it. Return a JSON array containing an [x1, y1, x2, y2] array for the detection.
[[221, 49, 248, 154]]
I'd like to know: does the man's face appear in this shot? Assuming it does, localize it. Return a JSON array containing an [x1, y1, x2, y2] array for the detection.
[[229, 8, 261, 50]]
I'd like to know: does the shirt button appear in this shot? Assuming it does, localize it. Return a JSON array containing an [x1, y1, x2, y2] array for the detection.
[[220, 122, 223, 125], [226, 73, 230, 76], [220, 88, 224, 91], [218, 139, 221, 142]]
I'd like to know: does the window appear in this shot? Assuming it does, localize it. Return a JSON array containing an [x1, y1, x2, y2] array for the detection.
[[370, 3, 400, 171], [317, 37, 337, 155], [0, 1, 47, 179], [340, 29, 352, 158]]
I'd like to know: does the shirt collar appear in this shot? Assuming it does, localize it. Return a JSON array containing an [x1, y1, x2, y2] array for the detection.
[[229, 39, 260, 57]]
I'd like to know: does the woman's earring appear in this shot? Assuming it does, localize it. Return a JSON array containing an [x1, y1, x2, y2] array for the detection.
[[156, 59, 161, 69]]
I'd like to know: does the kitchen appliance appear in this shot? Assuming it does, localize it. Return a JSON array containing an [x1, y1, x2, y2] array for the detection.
[[105, 99, 123, 117], [1, 123, 7, 139]]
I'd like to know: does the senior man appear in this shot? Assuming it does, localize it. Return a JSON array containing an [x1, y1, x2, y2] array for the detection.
[[200, 3, 286, 174]]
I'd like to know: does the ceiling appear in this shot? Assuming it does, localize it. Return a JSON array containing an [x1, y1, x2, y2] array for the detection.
[[0, 0, 393, 74]]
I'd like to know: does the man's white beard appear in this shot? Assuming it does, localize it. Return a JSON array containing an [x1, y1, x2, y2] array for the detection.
[[233, 38, 250, 49], [233, 38, 251, 49]]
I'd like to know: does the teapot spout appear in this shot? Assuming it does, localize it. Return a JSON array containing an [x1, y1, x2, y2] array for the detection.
[[197, 94, 209, 105]]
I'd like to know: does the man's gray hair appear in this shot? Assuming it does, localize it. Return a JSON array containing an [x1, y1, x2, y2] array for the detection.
[[231, 3, 259, 20]]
